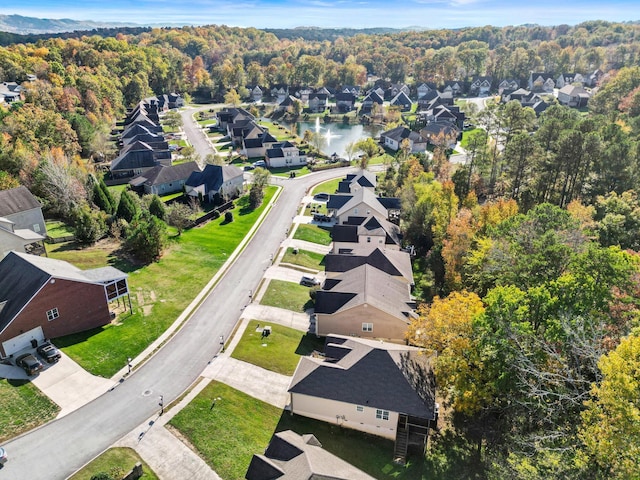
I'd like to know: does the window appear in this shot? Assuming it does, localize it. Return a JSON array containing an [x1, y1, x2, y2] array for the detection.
[[367, 237, 371, 243], [47, 308, 59, 321], [354, 208, 358, 214], [33, 223, 41, 233], [376, 409, 390, 421], [362, 323, 373, 332], [356, 405, 364, 412]]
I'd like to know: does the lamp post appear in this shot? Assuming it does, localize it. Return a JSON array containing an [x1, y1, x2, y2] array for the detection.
[[159, 395, 164, 415], [219, 335, 225, 352], [127, 357, 132, 374]]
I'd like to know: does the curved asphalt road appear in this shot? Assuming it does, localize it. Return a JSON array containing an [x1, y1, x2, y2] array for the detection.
[[2, 166, 354, 479]]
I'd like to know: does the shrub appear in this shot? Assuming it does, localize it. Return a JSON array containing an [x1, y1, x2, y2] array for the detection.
[[224, 210, 234, 223]]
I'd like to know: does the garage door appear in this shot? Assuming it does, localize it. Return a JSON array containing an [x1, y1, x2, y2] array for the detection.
[[2, 326, 44, 357]]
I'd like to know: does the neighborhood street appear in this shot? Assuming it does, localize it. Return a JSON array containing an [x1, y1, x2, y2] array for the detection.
[[1, 109, 355, 479]]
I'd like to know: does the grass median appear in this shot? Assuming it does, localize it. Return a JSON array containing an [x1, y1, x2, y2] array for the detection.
[[51, 187, 277, 378], [68, 447, 158, 480]]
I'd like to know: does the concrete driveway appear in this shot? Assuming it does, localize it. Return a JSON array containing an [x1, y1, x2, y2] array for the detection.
[[31, 353, 115, 418]]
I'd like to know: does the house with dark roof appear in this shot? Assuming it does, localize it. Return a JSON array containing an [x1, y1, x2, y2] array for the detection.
[[442, 81, 464, 96], [380, 126, 426, 153], [276, 95, 299, 112], [498, 79, 520, 94], [288, 335, 436, 462], [242, 131, 278, 159], [110, 141, 171, 179], [185, 164, 244, 202], [419, 122, 459, 148], [0, 186, 46, 237], [360, 91, 383, 114], [528, 72, 556, 92], [336, 170, 377, 194], [390, 91, 413, 111], [246, 430, 375, 480], [0, 251, 129, 358], [325, 247, 413, 286], [248, 85, 263, 103], [335, 92, 356, 112], [331, 216, 403, 255], [314, 264, 415, 342], [0, 82, 23, 104], [556, 73, 585, 89], [265, 142, 307, 168], [128, 161, 201, 195], [271, 85, 289, 103], [327, 189, 396, 224], [416, 82, 437, 99], [308, 93, 328, 113]]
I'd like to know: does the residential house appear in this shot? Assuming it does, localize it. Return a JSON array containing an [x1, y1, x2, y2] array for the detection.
[[0, 251, 129, 359], [385, 84, 410, 101], [314, 265, 415, 341], [531, 100, 550, 116], [0, 186, 47, 237], [341, 85, 361, 97], [0, 217, 46, 258], [420, 122, 459, 148], [270, 85, 289, 103], [288, 335, 436, 462], [442, 81, 464, 96], [416, 82, 437, 99], [277, 95, 299, 112], [216, 107, 254, 133], [336, 170, 377, 194], [185, 164, 244, 202], [324, 247, 414, 286], [295, 86, 314, 104], [390, 91, 413, 112], [331, 216, 403, 255], [556, 73, 585, 89], [360, 90, 383, 114], [248, 85, 263, 103], [327, 188, 399, 224], [265, 141, 308, 168], [308, 93, 328, 113], [154, 93, 184, 110], [128, 161, 201, 196], [0, 82, 22, 104], [380, 126, 426, 153], [228, 118, 262, 147], [557, 85, 590, 108], [528, 72, 556, 92], [586, 69, 603, 88], [110, 141, 171, 179], [469, 76, 493, 96], [335, 92, 356, 112], [498, 79, 520, 94], [242, 131, 278, 159], [245, 430, 375, 480]]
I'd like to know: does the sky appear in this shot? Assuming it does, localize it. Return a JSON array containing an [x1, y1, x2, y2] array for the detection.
[[4, 0, 640, 30]]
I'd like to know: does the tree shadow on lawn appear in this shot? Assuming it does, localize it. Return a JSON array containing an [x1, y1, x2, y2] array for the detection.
[[53, 325, 108, 349], [237, 195, 257, 216]]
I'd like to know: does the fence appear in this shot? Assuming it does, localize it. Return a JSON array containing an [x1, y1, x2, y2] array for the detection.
[[189, 200, 234, 228]]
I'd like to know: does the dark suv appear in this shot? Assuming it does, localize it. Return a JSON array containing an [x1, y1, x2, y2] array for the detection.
[[37, 342, 61, 364], [16, 353, 44, 376]]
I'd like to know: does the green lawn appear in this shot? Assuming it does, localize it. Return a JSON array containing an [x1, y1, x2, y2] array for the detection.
[[169, 381, 282, 480], [50, 187, 277, 378], [0, 378, 60, 443], [305, 202, 328, 216], [45, 219, 74, 238], [68, 447, 158, 480], [460, 128, 483, 149], [369, 153, 394, 166], [293, 224, 332, 246], [310, 178, 341, 195], [159, 191, 184, 202], [169, 379, 434, 480], [271, 165, 312, 178], [260, 279, 314, 312], [281, 247, 325, 270], [230, 320, 324, 375]]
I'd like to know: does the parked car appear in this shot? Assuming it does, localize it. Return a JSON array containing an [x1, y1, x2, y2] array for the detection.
[[0, 446, 7, 464], [300, 275, 321, 287], [37, 342, 61, 364], [253, 160, 267, 168], [243, 165, 255, 171], [16, 353, 44, 376], [313, 192, 329, 201]]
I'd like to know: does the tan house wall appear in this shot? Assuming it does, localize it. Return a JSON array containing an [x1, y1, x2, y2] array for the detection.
[[336, 202, 387, 224], [316, 304, 409, 342], [290, 392, 398, 440], [0, 229, 29, 257], [0, 279, 111, 357]]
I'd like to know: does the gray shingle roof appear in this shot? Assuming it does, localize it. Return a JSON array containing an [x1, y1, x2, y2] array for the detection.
[[324, 248, 413, 283], [246, 430, 375, 480], [185, 164, 243, 192], [289, 336, 436, 420], [129, 162, 200, 188], [0, 186, 41, 217], [0, 252, 127, 334]]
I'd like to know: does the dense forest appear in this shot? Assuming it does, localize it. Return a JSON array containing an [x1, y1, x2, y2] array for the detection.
[[1, 20, 640, 478]]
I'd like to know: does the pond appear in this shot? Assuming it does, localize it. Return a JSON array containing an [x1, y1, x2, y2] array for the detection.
[[284, 118, 384, 158]]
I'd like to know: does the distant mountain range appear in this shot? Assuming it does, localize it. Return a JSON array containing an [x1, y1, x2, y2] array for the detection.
[[0, 14, 415, 37], [0, 14, 142, 34]]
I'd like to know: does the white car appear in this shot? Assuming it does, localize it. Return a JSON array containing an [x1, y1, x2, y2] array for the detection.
[[0, 446, 7, 464]]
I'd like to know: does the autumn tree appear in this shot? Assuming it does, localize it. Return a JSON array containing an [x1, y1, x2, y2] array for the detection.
[[249, 167, 270, 209]]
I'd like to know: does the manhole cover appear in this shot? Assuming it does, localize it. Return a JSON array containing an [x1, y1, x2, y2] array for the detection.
[[142, 389, 152, 396]]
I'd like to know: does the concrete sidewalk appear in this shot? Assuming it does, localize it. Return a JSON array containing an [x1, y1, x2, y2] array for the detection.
[[241, 304, 312, 333]]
